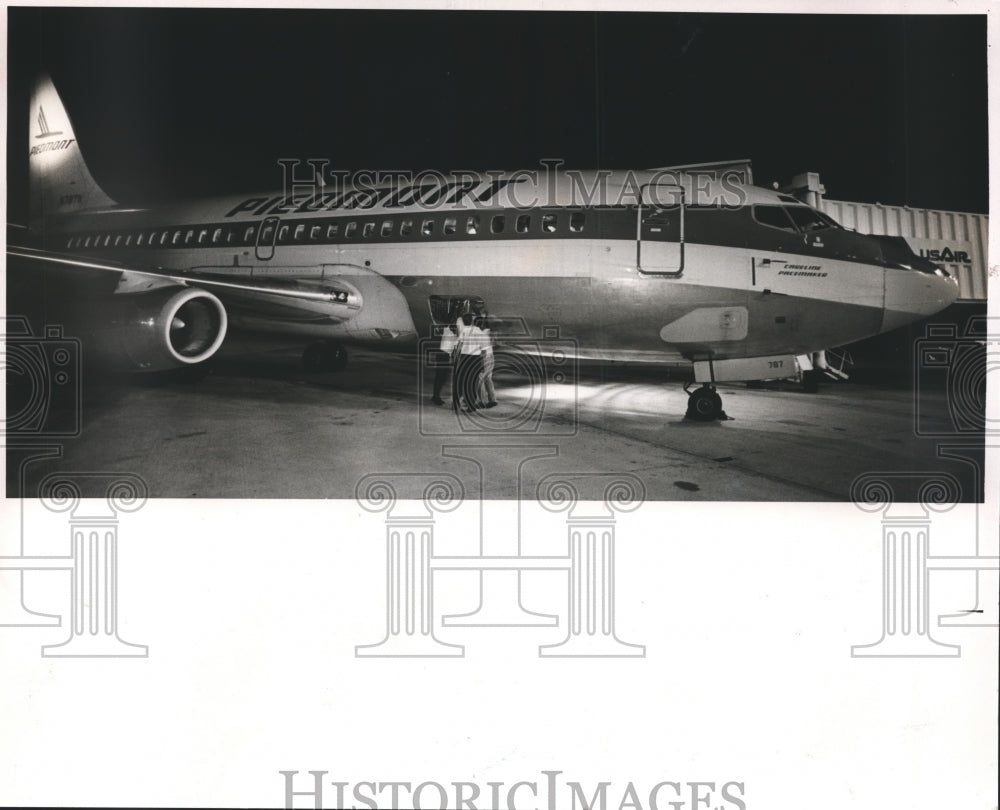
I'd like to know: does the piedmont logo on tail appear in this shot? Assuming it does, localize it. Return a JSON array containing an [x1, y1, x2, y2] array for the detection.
[[29, 105, 73, 156], [9, 74, 959, 419], [35, 106, 63, 138]]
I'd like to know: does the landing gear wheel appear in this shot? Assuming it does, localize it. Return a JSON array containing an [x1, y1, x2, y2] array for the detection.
[[686, 384, 724, 421], [302, 341, 349, 373]]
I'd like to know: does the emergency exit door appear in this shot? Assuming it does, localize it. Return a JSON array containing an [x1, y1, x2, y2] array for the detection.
[[637, 182, 685, 277]]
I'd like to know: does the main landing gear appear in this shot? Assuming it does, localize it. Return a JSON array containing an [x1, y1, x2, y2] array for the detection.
[[684, 382, 729, 422], [302, 340, 349, 373]]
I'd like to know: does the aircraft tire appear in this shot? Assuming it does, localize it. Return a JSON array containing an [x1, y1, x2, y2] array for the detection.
[[687, 386, 723, 421], [323, 343, 349, 372], [801, 369, 820, 393]]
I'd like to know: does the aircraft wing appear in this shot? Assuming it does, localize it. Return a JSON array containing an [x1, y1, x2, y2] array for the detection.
[[7, 245, 359, 311], [6, 244, 416, 372]]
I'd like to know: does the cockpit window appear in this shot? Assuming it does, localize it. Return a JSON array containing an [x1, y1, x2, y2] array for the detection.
[[753, 205, 797, 232], [754, 204, 841, 233], [785, 206, 841, 232]]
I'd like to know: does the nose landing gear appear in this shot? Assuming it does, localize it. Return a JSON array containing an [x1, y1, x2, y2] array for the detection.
[[684, 382, 728, 421]]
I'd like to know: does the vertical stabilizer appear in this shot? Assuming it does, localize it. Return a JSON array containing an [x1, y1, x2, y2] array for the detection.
[[29, 74, 116, 224]]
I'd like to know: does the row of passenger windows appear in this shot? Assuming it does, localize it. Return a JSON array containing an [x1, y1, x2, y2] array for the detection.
[[65, 211, 588, 250]]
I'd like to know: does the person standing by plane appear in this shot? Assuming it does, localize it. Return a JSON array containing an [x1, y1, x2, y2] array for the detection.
[[431, 322, 459, 406], [477, 315, 497, 408], [454, 313, 485, 411]]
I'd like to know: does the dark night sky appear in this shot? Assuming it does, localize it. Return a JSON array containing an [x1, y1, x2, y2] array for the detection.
[[5, 8, 989, 220]]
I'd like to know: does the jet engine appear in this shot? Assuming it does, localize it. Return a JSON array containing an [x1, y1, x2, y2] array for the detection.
[[85, 286, 228, 372]]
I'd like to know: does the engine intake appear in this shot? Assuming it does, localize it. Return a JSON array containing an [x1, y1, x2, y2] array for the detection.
[[164, 289, 227, 363], [87, 287, 228, 371]]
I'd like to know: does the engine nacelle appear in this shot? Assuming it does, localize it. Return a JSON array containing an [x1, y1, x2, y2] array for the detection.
[[85, 287, 228, 372]]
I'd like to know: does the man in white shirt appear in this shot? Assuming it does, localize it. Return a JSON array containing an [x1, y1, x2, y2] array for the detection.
[[477, 315, 497, 408], [454, 313, 485, 411], [430, 322, 458, 406]]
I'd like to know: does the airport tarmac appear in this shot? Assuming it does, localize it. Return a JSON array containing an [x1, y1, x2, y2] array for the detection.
[[7, 348, 982, 501]]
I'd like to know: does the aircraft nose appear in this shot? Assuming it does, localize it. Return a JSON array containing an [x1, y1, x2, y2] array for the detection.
[[881, 265, 960, 333]]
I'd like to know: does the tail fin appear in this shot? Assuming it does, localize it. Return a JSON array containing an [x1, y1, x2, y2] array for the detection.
[[29, 74, 116, 224]]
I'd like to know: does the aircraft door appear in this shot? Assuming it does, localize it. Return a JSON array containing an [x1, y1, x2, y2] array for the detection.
[[255, 216, 280, 261], [637, 182, 684, 277], [429, 295, 486, 325]]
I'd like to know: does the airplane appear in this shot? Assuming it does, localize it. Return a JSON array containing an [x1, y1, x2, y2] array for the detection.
[[7, 74, 959, 421]]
